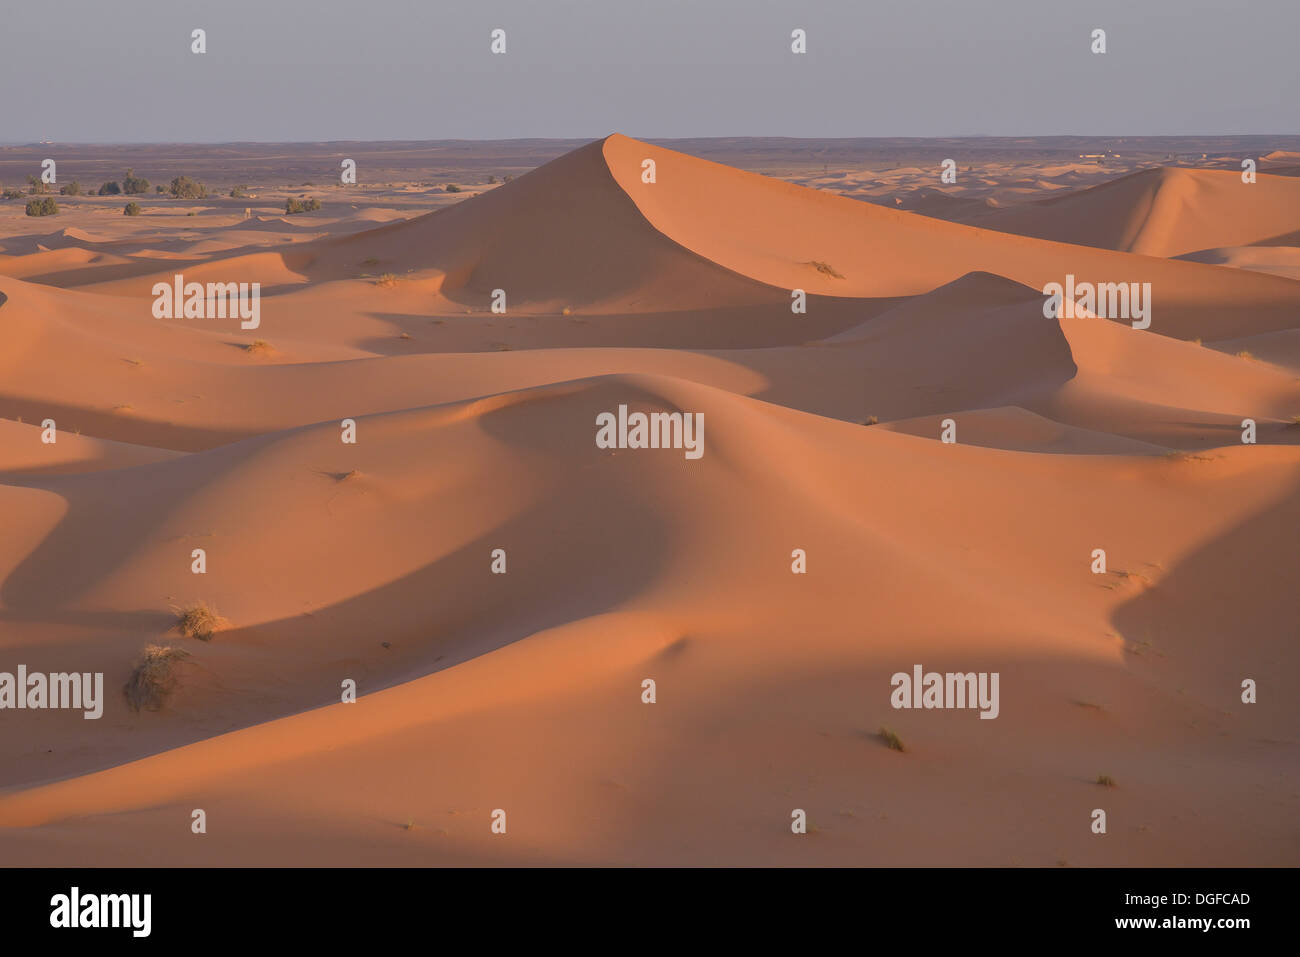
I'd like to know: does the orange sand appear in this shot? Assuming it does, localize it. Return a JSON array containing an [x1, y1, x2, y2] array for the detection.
[[0, 136, 1296, 865]]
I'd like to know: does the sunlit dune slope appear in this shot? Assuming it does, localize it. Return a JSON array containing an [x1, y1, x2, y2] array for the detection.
[[965, 166, 1300, 257]]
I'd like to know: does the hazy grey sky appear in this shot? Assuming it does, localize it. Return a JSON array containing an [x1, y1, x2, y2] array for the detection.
[[3, 0, 1295, 142]]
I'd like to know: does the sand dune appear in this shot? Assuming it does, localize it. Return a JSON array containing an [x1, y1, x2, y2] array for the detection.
[[602, 136, 1300, 342], [1, 135, 1297, 866], [961, 166, 1300, 257], [880, 407, 1170, 455], [1175, 244, 1300, 281], [1, 373, 1295, 864]]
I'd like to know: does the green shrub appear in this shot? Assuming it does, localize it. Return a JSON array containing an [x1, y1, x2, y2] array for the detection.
[[59, 181, 82, 196], [1, 187, 24, 200], [25, 197, 59, 216], [230, 184, 249, 198], [26, 174, 49, 195], [444, 183, 462, 193], [284, 196, 321, 214], [154, 184, 164, 193], [168, 175, 206, 199], [98, 181, 122, 195], [124, 202, 142, 216], [122, 168, 150, 195]]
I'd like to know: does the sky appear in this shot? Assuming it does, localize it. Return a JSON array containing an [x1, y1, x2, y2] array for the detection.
[[2, 0, 1296, 142]]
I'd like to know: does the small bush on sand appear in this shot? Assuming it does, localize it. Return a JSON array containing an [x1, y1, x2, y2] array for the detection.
[[230, 185, 249, 198], [880, 727, 906, 751], [862, 416, 879, 426], [125, 645, 191, 711], [1096, 773, 1116, 788], [444, 183, 462, 193], [98, 181, 122, 196], [175, 601, 228, 640], [245, 339, 274, 354], [374, 272, 398, 287], [123, 202, 141, 216], [59, 181, 82, 196], [25, 198, 58, 216]]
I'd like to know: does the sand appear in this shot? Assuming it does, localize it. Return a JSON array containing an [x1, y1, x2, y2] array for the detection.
[[0, 135, 1296, 866]]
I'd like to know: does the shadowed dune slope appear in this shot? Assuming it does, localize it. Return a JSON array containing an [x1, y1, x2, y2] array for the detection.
[[297, 139, 797, 314]]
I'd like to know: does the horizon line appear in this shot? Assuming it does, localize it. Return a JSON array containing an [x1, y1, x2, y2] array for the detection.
[[3, 133, 1300, 150]]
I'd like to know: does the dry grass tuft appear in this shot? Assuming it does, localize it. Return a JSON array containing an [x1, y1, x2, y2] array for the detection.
[[879, 726, 906, 752], [806, 260, 846, 279], [125, 645, 191, 711], [174, 601, 228, 641]]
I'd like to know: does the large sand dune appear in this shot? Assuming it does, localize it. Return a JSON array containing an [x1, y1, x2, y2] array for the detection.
[[0, 135, 1296, 866]]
